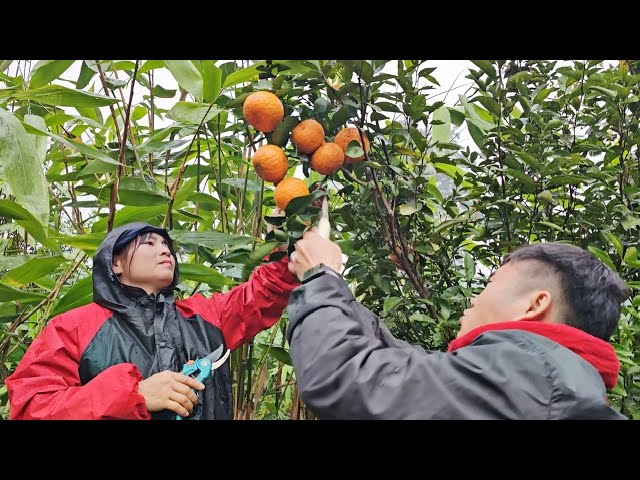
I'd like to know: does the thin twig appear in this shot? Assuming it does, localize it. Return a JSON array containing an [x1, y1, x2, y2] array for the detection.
[[107, 60, 140, 232]]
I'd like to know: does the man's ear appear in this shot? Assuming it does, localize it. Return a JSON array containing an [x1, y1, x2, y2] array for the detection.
[[112, 256, 123, 275], [523, 290, 552, 320]]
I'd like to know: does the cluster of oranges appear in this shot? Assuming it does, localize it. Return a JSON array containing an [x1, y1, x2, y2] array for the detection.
[[242, 90, 371, 210]]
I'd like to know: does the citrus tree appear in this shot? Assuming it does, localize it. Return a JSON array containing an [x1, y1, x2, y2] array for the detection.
[[1, 59, 638, 420]]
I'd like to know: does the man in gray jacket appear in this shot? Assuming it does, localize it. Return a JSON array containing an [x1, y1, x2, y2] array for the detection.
[[286, 230, 629, 419]]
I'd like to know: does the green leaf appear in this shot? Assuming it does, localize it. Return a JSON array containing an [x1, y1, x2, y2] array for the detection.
[[467, 122, 486, 150], [199, 60, 222, 104], [222, 62, 266, 89], [248, 242, 280, 263], [434, 162, 464, 180], [22, 120, 121, 166], [426, 182, 444, 203], [221, 178, 262, 191], [345, 140, 364, 158], [165, 60, 203, 101], [476, 96, 501, 117], [620, 214, 640, 231], [137, 138, 189, 154], [395, 147, 419, 158], [410, 94, 426, 121], [0, 254, 36, 270], [624, 247, 638, 265], [533, 87, 555, 104], [0, 283, 46, 303], [151, 85, 177, 98], [329, 106, 353, 132], [30, 60, 75, 89], [12, 85, 119, 107], [513, 150, 542, 171], [169, 231, 255, 249], [589, 86, 617, 99], [284, 190, 326, 217], [49, 276, 93, 317], [138, 60, 165, 75], [471, 61, 497, 80], [601, 231, 624, 258], [91, 205, 166, 233], [547, 175, 591, 188], [131, 105, 147, 122], [398, 204, 418, 215], [463, 251, 475, 280], [460, 94, 494, 132], [545, 119, 563, 131], [178, 263, 236, 288], [0, 110, 49, 226], [587, 246, 616, 271], [383, 296, 403, 314], [76, 60, 96, 89], [52, 232, 106, 255], [270, 116, 298, 147], [77, 159, 116, 177], [433, 218, 466, 234], [45, 112, 74, 127], [1, 256, 67, 287], [257, 344, 291, 366], [117, 177, 171, 206], [504, 169, 537, 190], [431, 106, 451, 146], [538, 221, 565, 232], [447, 107, 465, 127], [167, 102, 222, 125], [0, 199, 59, 252]]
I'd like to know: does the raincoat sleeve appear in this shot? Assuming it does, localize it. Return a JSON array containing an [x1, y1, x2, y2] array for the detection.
[[178, 256, 299, 351], [6, 312, 150, 420], [283, 269, 488, 419]]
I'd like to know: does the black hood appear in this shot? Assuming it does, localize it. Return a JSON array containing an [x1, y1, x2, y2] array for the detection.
[[93, 222, 179, 312]]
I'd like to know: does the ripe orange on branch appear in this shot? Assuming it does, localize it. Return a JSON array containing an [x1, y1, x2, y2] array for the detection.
[[334, 126, 370, 163], [274, 177, 310, 210], [291, 119, 325, 154], [252, 145, 289, 183], [242, 91, 284, 133], [310, 143, 344, 175]]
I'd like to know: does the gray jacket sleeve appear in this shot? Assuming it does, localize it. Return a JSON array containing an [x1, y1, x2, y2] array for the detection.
[[286, 270, 557, 420]]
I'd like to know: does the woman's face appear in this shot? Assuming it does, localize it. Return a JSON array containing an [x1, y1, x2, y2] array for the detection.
[[112, 233, 175, 294]]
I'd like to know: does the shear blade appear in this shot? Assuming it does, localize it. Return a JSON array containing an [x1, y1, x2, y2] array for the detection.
[[204, 344, 224, 363]]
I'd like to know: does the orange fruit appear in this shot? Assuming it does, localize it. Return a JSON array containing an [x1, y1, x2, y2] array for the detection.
[[291, 119, 325, 154], [334, 127, 371, 163], [310, 143, 344, 175], [252, 144, 289, 183], [274, 177, 310, 210], [242, 91, 284, 133]]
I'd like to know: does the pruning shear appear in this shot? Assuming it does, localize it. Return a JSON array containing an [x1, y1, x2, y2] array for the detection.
[[175, 344, 231, 420]]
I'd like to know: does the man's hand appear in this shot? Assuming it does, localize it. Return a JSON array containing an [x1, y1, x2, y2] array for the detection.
[[138, 370, 205, 418], [288, 229, 343, 281]]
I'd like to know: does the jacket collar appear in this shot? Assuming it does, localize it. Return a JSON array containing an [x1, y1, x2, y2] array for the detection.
[[448, 320, 620, 389]]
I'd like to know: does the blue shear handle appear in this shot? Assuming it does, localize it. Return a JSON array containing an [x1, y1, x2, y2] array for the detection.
[[175, 358, 213, 420]]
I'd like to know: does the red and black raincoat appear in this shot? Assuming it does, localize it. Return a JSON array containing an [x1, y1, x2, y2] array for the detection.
[[6, 222, 298, 420]]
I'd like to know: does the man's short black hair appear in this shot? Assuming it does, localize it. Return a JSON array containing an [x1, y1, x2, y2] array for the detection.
[[503, 242, 630, 340]]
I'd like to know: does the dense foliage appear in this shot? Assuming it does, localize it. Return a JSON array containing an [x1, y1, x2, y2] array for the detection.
[[1, 60, 638, 419]]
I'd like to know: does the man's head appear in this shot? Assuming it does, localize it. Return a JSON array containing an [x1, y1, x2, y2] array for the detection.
[[111, 226, 176, 295], [458, 242, 630, 340]]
